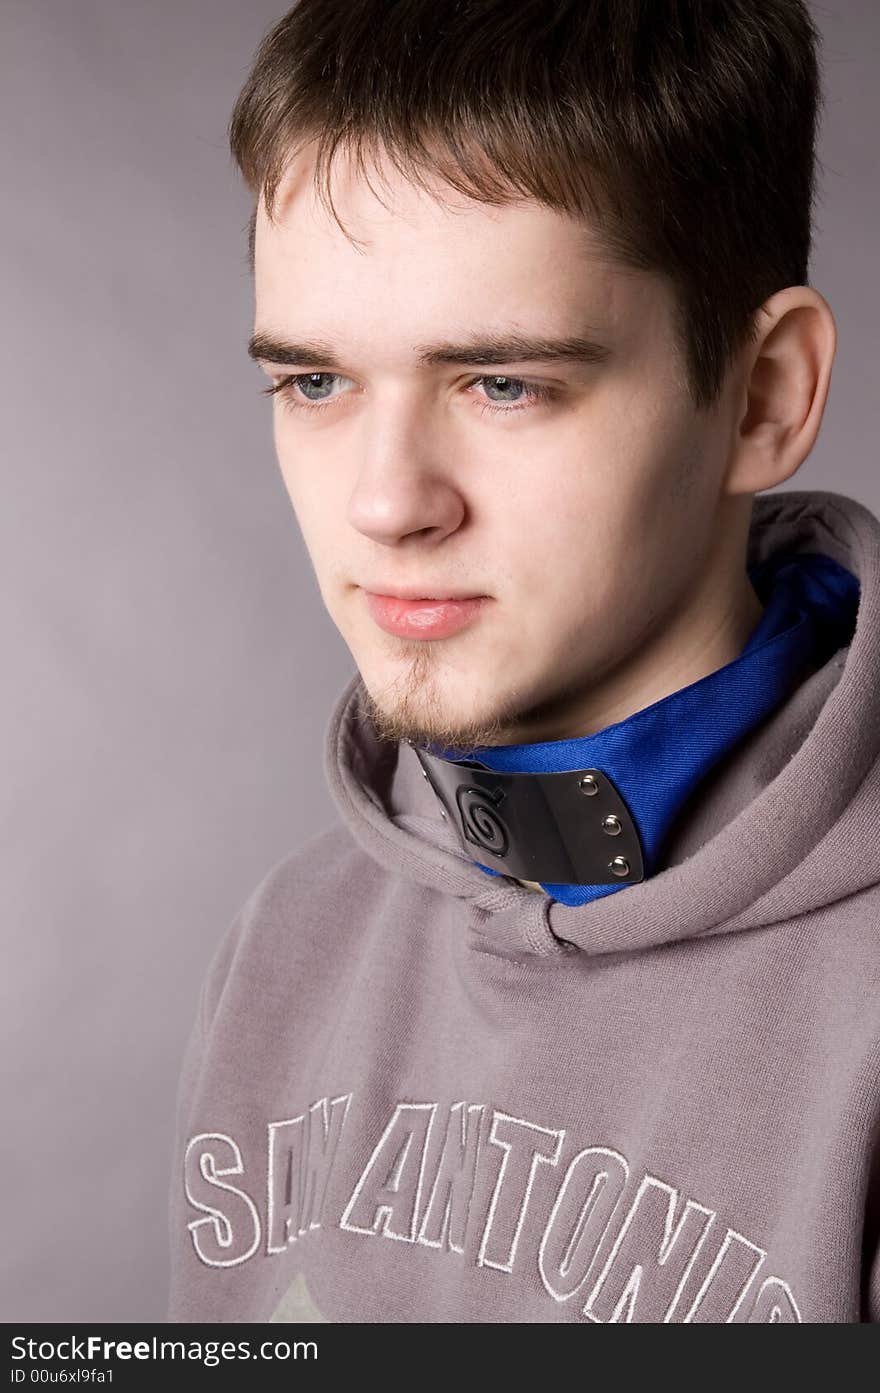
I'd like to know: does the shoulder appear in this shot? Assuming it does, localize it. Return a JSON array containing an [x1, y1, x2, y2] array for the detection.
[[200, 821, 383, 1029], [238, 820, 371, 922]]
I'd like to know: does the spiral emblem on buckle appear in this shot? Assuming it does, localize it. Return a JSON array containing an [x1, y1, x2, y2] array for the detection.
[[455, 784, 509, 857]]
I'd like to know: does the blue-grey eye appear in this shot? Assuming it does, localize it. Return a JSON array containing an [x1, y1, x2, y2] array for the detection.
[[297, 372, 338, 400], [482, 376, 526, 402]]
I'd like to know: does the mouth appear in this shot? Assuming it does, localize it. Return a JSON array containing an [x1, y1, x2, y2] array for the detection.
[[362, 589, 490, 640]]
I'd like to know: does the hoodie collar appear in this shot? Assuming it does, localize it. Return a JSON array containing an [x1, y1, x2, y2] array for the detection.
[[323, 490, 880, 959]]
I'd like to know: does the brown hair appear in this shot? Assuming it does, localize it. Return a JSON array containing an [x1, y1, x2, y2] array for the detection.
[[228, 0, 824, 411]]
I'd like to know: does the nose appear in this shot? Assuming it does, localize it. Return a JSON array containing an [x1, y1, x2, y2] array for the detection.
[[345, 398, 466, 547]]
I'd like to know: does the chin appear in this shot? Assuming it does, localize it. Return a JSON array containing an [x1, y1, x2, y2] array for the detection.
[[358, 662, 507, 752]]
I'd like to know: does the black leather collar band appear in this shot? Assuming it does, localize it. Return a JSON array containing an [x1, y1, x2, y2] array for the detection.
[[411, 745, 645, 886]]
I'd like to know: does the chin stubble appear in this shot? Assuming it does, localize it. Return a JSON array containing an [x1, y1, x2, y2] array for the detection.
[[355, 642, 509, 755]]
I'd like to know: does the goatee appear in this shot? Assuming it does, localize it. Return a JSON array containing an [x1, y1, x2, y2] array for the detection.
[[355, 648, 507, 756]]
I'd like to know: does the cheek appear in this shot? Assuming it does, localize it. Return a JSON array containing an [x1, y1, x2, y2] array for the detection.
[[593, 389, 715, 529], [274, 428, 342, 541], [501, 434, 635, 586], [506, 417, 711, 624]]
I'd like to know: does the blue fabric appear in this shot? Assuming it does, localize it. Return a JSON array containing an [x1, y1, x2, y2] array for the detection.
[[428, 551, 860, 905]]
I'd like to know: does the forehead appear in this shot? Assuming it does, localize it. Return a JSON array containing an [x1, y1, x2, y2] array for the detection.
[[252, 144, 671, 358]]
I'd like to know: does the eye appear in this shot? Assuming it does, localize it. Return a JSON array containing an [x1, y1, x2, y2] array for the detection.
[[260, 372, 353, 407], [471, 376, 556, 414], [479, 376, 528, 403]]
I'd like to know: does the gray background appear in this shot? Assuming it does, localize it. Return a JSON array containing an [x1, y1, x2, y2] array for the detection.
[[1, 1, 876, 1322]]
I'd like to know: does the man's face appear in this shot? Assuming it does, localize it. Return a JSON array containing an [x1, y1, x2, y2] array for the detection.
[[252, 144, 746, 750]]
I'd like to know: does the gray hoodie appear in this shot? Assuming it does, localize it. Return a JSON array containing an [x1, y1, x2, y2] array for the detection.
[[167, 488, 880, 1323]]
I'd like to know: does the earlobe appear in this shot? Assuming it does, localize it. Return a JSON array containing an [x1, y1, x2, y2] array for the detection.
[[724, 286, 837, 497]]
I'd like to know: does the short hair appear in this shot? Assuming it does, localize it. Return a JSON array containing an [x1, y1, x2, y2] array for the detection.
[[228, 0, 825, 411]]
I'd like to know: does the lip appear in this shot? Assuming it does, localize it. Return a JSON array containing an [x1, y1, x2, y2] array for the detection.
[[363, 590, 489, 640], [364, 585, 486, 600]]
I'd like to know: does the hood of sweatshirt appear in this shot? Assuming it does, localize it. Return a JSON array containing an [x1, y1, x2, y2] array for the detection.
[[323, 489, 880, 960]]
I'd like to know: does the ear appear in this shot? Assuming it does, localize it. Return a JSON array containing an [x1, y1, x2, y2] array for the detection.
[[723, 286, 837, 497]]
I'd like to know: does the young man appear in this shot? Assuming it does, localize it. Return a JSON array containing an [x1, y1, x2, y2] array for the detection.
[[168, 1, 880, 1323]]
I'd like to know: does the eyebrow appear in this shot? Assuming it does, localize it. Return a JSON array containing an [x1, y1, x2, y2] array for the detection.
[[246, 328, 613, 370]]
